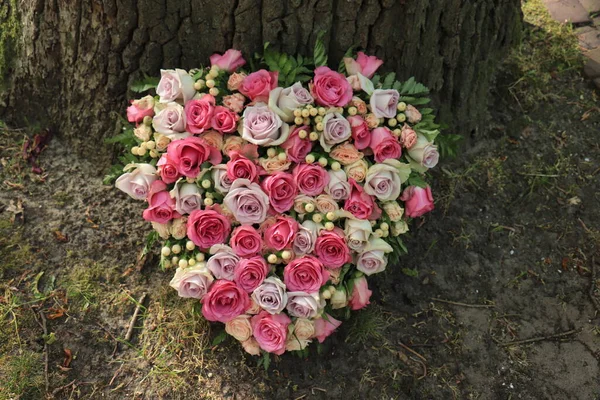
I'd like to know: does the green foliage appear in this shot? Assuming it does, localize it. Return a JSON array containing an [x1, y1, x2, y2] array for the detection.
[[0, 0, 20, 84], [401, 267, 419, 277], [408, 172, 428, 188], [387, 235, 408, 267], [0, 351, 43, 400], [263, 43, 312, 87], [313, 31, 328, 67], [257, 352, 271, 371], [211, 330, 228, 346], [395, 77, 429, 96], [381, 72, 396, 89], [103, 125, 140, 185], [436, 133, 463, 159], [130, 74, 160, 93]]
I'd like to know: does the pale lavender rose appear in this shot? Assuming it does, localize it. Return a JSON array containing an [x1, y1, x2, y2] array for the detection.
[[268, 83, 314, 122], [364, 160, 402, 201], [211, 164, 233, 194], [156, 69, 196, 103], [407, 135, 439, 169], [152, 102, 188, 139], [325, 169, 351, 201], [242, 103, 290, 146], [172, 182, 202, 215], [405, 104, 422, 124], [292, 220, 320, 255], [286, 292, 320, 318], [356, 237, 393, 276], [251, 276, 288, 315], [370, 89, 399, 119], [319, 112, 351, 152], [115, 163, 158, 200], [207, 244, 240, 281], [344, 218, 372, 252], [223, 179, 270, 225], [169, 265, 214, 299]]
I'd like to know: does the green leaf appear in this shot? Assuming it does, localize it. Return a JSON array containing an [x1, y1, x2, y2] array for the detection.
[[382, 72, 396, 89], [401, 267, 419, 277], [211, 331, 228, 346], [408, 173, 428, 188], [313, 31, 328, 67], [398, 77, 429, 96], [436, 133, 463, 159], [130, 75, 160, 93], [142, 231, 159, 257]]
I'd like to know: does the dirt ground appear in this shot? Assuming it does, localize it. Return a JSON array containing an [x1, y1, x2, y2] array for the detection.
[[1, 3, 600, 399]]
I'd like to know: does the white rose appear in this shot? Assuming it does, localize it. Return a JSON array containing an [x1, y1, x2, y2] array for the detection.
[[382, 201, 404, 222], [241, 103, 290, 146], [211, 164, 233, 194], [330, 288, 348, 309], [286, 292, 320, 318], [115, 163, 158, 200], [292, 318, 315, 340], [286, 337, 310, 352], [170, 217, 187, 240], [364, 160, 402, 201], [151, 221, 171, 239], [268, 83, 314, 123], [156, 69, 196, 103], [344, 218, 372, 252], [169, 265, 214, 299], [407, 134, 439, 170], [391, 220, 409, 236]]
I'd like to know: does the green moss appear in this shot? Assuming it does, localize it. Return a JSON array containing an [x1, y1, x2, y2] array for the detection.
[[52, 191, 74, 206], [0, 350, 44, 400], [0, 0, 20, 85], [0, 219, 33, 280]]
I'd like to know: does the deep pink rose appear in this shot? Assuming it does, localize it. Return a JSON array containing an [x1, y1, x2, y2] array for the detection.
[[142, 181, 181, 224], [261, 172, 298, 213], [347, 115, 371, 150], [156, 154, 180, 184], [283, 256, 329, 293], [226, 153, 259, 182], [313, 314, 342, 343], [167, 136, 222, 178], [209, 49, 246, 72], [310, 66, 353, 107], [264, 216, 298, 251], [187, 209, 232, 249], [202, 280, 250, 323], [293, 163, 330, 196], [127, 96, 154, 124], [348, 276, 372, 310], [234, 256, 269, 293], [401, 186, 435, 218], [185, 95, 215, 134], [314, 229, 351, 269], [239, 70, 279, 102], [251, 311, 291, 355], [211, 106, 239, 134], [344, 179, 381, 220], [230, 225, 263, 257], [343, 52, 383, 79], [370, 127, 402, 163], [280, 125, 313, 163]]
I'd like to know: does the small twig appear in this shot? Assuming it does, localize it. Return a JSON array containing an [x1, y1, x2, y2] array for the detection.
[[51, 379, 76, 396], [431, 298, 495, 309], [33, 309, 50, 395], [499, 328, 580, 347], [517, 172, 560, 178], [398, 341, 426, 362], [109, 364, 124, 386], [124, 293, 147, 342]]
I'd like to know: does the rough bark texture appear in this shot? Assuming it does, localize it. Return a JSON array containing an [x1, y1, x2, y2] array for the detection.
[[1, 0, 522, 161]]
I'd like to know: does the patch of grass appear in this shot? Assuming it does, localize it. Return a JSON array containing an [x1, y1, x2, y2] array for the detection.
[[52, 191, 74, 206], [63, 260, 119, 313], [346, 306, 392, 344], [0, 219, 34, 280], [0, 350, 43, 400]]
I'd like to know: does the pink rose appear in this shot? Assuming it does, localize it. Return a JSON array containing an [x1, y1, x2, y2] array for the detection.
[[293, 163, 330, 196], [310, 66, 353, 107], [127, 95, 154, 124], [187, 209, 232, 249], [184, 95, 215, 134], [347, 115, 371, 150], [313, 314, 342, 343], [226, 153, 259, 182], [251, 311, 291, 355], [283, 256, 329, 293], [156, 69, 195, 103], [400, 124, 417, 149], [223, 179, 270, 225], [207, 245, 240, 280], [344, 179, 381, 220], [370, 127, 402, 163], [202, 280, 250, 323], [142, 181, 181, 224], [239, 70, 278, 102], [405, 104, 422, 124], [209, 49, 246, 72], [234, 256, 269, 293], [211, 106, 239, 134], [348, 276, 372, 310], [314, 229, 351, 269], [280, 125, 313, 163], [230, 225, 262, 257], [167, 136, 222, 178], [115, 163, 157, 200], [261, 172, 298, 213], [370, 89, 399, 119], [156, 154, 180, 184], [227, 72, 247, 91], [343, 52, 383, 79], [264, 216, 298, 251], [401, 186, 434, 218], [222, 93, 245, 113]]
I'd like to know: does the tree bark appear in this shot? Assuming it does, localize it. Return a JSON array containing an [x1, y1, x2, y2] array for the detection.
[[1, 0, 522, 161]]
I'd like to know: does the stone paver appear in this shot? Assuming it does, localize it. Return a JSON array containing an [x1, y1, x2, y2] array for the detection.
[[578, 0, 600, 13], [578, 29, 600, 49], [543, 0, 591, 24], [583, 47, 600, 78]]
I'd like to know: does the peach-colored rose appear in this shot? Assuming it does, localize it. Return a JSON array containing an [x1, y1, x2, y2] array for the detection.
[[154, 134, 171, 151], [400, 124, 417, 149], [259, 156, 292, 174], [227, 72, 247, 91], [315, 194, 339, 214], [151, 221, 171, 239], [293, 195, 316, 214], [225, 315, 253, 341], [329, 143, 364, 166], [200, 130, 224, 150], [382, 201, 404, 222], [241, 338, 261, 355], [292, 318, 315, 340], [351, 97, 367, 114], [364, 113, 380, 129], [223, 135, 244, 156], [328, 268, 341, 285], [346, 75, 361, 91], [344, 159, 368, 182], [286, 337, 310, 351], [134, 124, 152, 141], [222, 93, 245, 113], [246, 299, 262, 315], [170, 217, 188, 240]]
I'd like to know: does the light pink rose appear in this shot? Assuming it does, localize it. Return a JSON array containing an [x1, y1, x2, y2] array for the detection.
[[343, 52, 383, 79], [347, 115, 371, 150], [234, 256, 269, 293], [310, 66, 353, 107], [156, 154, 180, 184], [172, 182, 202, 215], [242, 103, 290, 146], [210, 49, 246, 72], [239, 70, 278, 102], [127, 95, 155, 123], [230, 225, 262, 257], [199, 130, 224, 150], [314, 229, 351, 269], [225, 315, 253, 342], [348, 276, 372, 310], [370, 127, 402, 163], [156, 69, 195, 103], [268, 83, 314, 122], [407, 135, 439, 169], [370, 89, 399, 118], [227, 72, 247, 91], [261, 172, 298, 213], [356, 237, 393, 276], [184, 95, 215, 134], [187, 209, 232, 249], [320, 112, 351, 151], [169, 265, 214, 300], [405, 104, 422, 124], [280, 125, 313, 163], [401, 185, 435, 218], [400, 124, 417, 149], [251, 311, 291, 355], [293, 163, 330, 196], [313, 314, 342, 343], [264, 216, 298, 251], [166, 136, 222, 178], [222, 93, 245, 113], [226, 153, 259, 182], [241, 338, 261, 355], [325, 169, 350, 201], [364, 161, 402, 201], [292, 221, 319, 255], [206, 244, 239, 280], [202, 280, 250, 323], [142, 181, 180, 224], [344, 179, 381, 220], [283, 256, 329, 293], [211, 106, 239, 134], [286, 291, 320, 318], [252, 277, 288, 315], [223, 179, 270, 225], [152, 102, 187, 138], [315, 194, 339, 214], [115, 163, 157, 200]]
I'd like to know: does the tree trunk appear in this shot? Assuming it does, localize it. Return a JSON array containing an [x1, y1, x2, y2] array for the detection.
[[1, 0, 521, 161]]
